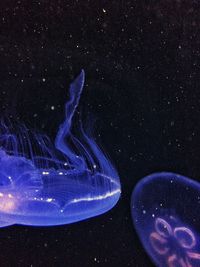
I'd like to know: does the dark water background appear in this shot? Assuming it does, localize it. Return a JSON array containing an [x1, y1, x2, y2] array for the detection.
[[0, 1, 200, 266]]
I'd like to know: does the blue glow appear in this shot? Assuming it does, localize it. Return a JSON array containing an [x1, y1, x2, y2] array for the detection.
[[0, 70, 121, 227], [131, 172, 200, 267]]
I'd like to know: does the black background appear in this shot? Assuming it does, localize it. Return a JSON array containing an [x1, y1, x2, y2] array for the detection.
[[0, 1, 200, 266]]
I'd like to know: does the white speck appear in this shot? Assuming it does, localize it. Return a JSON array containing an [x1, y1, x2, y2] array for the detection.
[[42, 171, 49, 175], [94, 257, 100, 263], [8, 176, 12, 181]]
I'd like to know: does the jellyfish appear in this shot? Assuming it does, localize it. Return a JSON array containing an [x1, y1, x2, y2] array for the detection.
[[0, 70, 121, 227], [131, 172, 200, 267]]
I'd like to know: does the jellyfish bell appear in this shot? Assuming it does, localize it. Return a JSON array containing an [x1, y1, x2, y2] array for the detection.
[[0, 70, 121, 227], [131, 172, 200, 267]]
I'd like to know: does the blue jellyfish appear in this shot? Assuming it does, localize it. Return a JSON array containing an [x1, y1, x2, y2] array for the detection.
[[0, 70, 121, 227], [131, 172, 200, 267]]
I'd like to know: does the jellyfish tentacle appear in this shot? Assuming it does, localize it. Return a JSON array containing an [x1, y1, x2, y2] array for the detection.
[[55, 70, 85, 167]]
